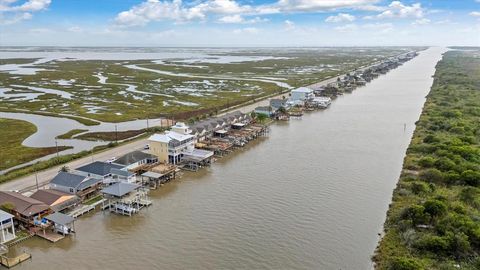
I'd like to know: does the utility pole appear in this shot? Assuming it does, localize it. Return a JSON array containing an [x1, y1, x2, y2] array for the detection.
[[115, 124, 118, 143], [35, 171, 39, 191], [147, 117, 149, 129], [55, 139, 59, 157]]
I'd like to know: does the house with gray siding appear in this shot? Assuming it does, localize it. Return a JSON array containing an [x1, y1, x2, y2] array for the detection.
[[50, 171, 102, 200]]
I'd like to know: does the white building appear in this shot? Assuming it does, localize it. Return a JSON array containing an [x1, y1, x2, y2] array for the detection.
[[290, 87, 314, 104], [0, 210, 15, 244], [148, 122, 196, 164]]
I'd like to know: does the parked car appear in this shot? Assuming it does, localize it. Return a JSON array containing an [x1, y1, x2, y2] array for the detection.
[[105, 157, 116, 163]]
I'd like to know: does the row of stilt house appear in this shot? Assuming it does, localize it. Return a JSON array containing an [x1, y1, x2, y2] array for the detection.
[[0, 110, 268, 258]]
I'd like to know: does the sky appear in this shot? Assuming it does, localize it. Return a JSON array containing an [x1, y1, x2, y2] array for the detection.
[[0, 0, 479, 46]]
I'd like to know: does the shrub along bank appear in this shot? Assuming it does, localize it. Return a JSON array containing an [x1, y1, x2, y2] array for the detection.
[[374, 50, 480, 269]]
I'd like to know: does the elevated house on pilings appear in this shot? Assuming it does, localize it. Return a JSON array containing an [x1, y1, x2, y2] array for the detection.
[[101, 182, 151, 216], [140, 163, 177, 189], [181, 149, 214, 171], [0, 210, 15, 244], [44, 212, 75, 236], [190, 111, 250, 141]]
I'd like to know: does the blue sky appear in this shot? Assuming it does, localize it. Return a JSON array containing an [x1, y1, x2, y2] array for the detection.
[[0, 0, 479, 46]]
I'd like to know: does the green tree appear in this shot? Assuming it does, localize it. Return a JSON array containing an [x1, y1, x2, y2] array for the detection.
[[0, 202, 15, 212], [419, 168, 444, 183], [461, 170, 480, 187], [402, 204, 428, 226], [387, 257, 424, 270], [423, 199, 447, 221]]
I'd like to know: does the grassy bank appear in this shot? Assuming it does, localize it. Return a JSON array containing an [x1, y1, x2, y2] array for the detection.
[[0, 107, 100, 126], [76, 129, 146, 141], [56, 129, 88, 139], [0, 126, 167, 184], [0, 118, 71, 171], [374, 50, 480, 269]]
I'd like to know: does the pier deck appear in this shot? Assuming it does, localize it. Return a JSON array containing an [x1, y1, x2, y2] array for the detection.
[[35, 230, 64, 243], [0, 253, 31, 268]]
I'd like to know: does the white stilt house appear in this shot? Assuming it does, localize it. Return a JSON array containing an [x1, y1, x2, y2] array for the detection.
[[0, 210, 15, 244]]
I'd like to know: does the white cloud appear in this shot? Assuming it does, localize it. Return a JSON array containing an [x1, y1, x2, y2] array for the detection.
[[335, 22, 393, 34], [412, 18, 430, 25], [218, 14, 267, 24], [67, 26, 83, 33], [115, 0, 381, 26], [0, 11, 30, 25], [233, 27, 259, 34], [334, 23, 358, 32], [0, 0, 50, 24], [284, 19, 295, 30], [115, 0, 254, 26], [218, 14, 243, 23], [375, 1, 424, 19], [470, 11, 480, 17], [363, 22, 394, 33], [325, 13, 355, 23], [274, 0, 379, 12]]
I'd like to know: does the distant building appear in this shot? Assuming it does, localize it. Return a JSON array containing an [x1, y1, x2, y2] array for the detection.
[[269, 99, 290, 111], [290, 87, 314, 103], [190, 111, 250, 141], [254, 106, 275, 117]]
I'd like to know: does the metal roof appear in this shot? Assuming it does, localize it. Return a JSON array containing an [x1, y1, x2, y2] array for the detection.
[[50, 172, 87, 189], [110, 168, 134, 178], [30, 189, 75, 205], [101, 182, 140, 197], [141, 171, 164, 179], [0, 209, 13, 221], [113, 151, 156, 166], [45, 212, 74, 226], [76, 177, 102, 191], [76, 161, 124, 176], [292, 87, 313, 93], [0, 191, 49, 217]]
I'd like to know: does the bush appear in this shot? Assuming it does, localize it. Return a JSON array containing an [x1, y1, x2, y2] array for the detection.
[[414, 234, 450, 253], [434, 157, 457, 171], [418, 156, 436, 168], [419, 168, 444, 183], [410, 182, 430, 194], [387, 257, 424, 270], [459, 186, 479, 206], [461, 170, 480, 187], [401, 204, 428, 225], [0, 202, 15, 212], [423, 199, 447, 220]]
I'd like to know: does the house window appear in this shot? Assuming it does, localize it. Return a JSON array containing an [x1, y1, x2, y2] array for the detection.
[[70, 188, 74, 193]]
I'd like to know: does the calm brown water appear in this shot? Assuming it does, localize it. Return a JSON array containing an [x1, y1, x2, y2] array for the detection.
[[11, 47, 445, 270]]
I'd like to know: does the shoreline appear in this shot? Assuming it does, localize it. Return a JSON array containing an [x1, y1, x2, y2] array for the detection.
[[0, 50, 416, 193]]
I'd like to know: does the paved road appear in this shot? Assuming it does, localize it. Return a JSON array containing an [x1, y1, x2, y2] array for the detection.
[[0, 58, 392, 194]]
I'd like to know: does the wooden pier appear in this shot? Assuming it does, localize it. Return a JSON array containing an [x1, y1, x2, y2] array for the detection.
[[0, 253, 31, 268]]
